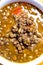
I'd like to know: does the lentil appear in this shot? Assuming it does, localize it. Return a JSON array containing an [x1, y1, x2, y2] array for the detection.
[[0, 2, 43, 63]]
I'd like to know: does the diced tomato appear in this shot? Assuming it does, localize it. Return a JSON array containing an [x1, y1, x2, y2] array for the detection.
[[12, 7, 23, 15]]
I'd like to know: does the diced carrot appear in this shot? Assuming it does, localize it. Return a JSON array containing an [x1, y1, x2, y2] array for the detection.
[[12, 7, 23, 15]]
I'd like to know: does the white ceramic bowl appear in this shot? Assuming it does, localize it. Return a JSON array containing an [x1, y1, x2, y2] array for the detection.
[[0, 0, 43, 65]]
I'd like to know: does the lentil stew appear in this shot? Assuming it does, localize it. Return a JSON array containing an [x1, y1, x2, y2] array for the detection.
[[0, 2, 43, 63]]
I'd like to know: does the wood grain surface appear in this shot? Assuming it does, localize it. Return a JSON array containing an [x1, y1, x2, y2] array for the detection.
[[37, 61, 43, 65], [38, 0, 43, 3]]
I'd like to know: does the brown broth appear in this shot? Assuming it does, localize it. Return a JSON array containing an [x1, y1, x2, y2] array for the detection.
[[0, 2, 43, 63]]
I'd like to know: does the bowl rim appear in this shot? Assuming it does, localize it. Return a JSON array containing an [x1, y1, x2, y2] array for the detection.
[[0, 0, 43, 12]]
